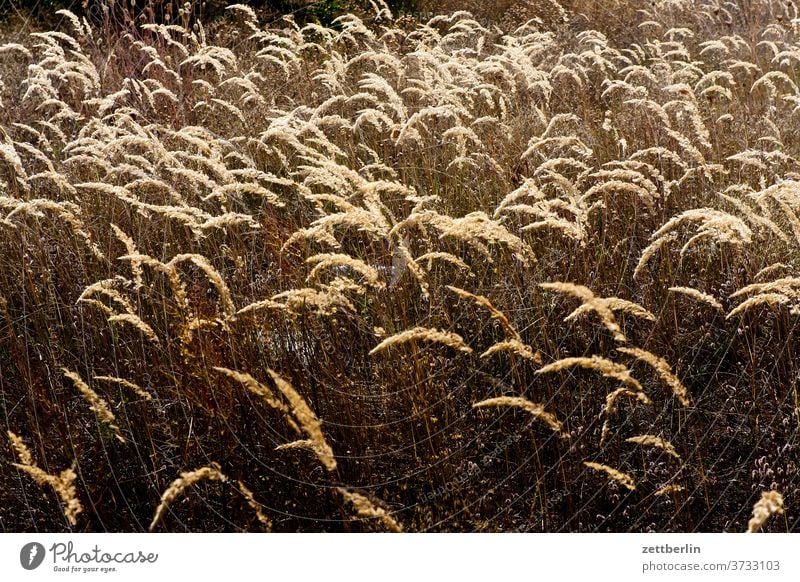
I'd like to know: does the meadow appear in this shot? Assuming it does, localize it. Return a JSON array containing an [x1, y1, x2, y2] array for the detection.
[[0, 0, 797, 532]]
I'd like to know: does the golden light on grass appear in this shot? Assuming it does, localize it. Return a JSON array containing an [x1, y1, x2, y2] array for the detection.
[[62, 369, 126, 443], [107, 313, 161, 345], [480, 339, 542, 364], [214, 367, 294, 420], [601, 387, 653, 444], [266, 368, 337, 472], [7, 431, 83, 526], [447, 285, 520, 340], [655, 484, 685, 497], [337, 488, 403, 532], [214, 367, 336, 472], [93, 375, 153, 401], [473, 396, 566, 436], [3, 0, 800, 533], [237, 481, 272, 531], [369, 327, 473, 355], [149, 464, 228, 531], [667, 286, 723, 311], [540, 282, 654, 343], [747, 491, 784, 533], [537, 356, 643, 392], [583, 462, 636, 491], [617, 347, 691, 407], [625, 435, 680, 459]]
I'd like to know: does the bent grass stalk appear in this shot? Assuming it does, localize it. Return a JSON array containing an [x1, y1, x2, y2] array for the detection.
[[747, 491, 784, 533], [583, 462, 636, 491], [625, 435, 680, 459], [214, 367, 336, 471], [473, 396, 566, 437], [7, 431, 83, 526], [617, 347, 691, 407], [337, 488, 403, 532], [369, 327, 473, 355], [62, 369, 126, 443]]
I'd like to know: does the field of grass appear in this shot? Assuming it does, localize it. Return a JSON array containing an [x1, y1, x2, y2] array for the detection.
[[0, 0, 798, 532]]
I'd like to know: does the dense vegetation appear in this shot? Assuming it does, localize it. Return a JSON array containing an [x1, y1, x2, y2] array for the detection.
[[0, 0, 797, 532]]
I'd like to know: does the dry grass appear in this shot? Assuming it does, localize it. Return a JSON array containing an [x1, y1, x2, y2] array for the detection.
[[62, 369, 126, 443], [480, 339, 542, 364], [338, 488, 403, 532], [1, 0, 798, 532], [583, 462, 636, 491], [265, 368, 337, 472], [236, 481, 272, 532], [625, 435, 680, 460], [537, 356, 643, 391], [369, 327, 473, 355], [616, 347, 691, 407], [7, 431, 83, 526], [92, 375, 153, 401], [473, 396, 566, 436]]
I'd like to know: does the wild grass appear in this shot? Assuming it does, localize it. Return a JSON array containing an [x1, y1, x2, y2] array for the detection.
[[1, 0, 798, 532]]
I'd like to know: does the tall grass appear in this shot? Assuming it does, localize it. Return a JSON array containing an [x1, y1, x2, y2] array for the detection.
[[0, 0, 798, 532]]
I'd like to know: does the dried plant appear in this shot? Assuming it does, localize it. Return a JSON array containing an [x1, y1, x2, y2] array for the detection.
[[540, 283, 653, 343], [601, 387, 653, 444], [655, 484, 685, 497], [369, 327, 473, 355], [473, 396, 566, 436], [617, 347, 691, 407], [480, 339, 542, 364], [62, 369, 125, 443], [537, 356, 643, 392], [266, 369, 337, 472], [237, 481, 272, 531], [636, 209, 752, 276], [626, 435, 680, 459], [7, 431, 83, 526], [93, 375, 153, 401], [747, 491, 785, 533], [583, 462, 636, 491], [667, 287, 724, 311], [447, 285, 520, 340], [3, 0, 800, 534], [150, 464, 228, 531], [337, 488, 403, 532], [106, 313, 161, 345], [215, 367, 336, 471]]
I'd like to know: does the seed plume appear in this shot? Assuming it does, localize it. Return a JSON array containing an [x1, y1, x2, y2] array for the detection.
[[473, 396, 566, 436], [338, 488, 403, 532], [149, 464, 228, 531], [747, 491, 784, 533], [369, 327, 472, 355], [583, 462, 636, 491]]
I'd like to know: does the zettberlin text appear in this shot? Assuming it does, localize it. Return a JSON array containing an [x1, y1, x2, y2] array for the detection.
[[642, 544, 701, 554]]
